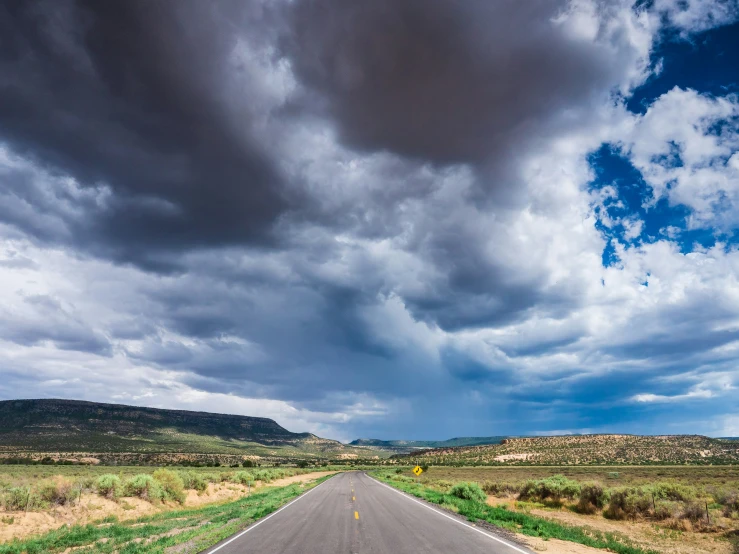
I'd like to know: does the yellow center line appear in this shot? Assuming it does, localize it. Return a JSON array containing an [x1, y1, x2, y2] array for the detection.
[[354, 511, 359, 520], [352, 496, 355, 501]]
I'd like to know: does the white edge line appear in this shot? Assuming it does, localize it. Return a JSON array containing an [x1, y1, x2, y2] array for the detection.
[[368, 474, 532, 554], [205, 474, 337, 554]]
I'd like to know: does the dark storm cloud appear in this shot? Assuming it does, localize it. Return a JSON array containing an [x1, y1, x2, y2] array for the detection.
[[281, 0, 622, 172], [0, 293, 111, 355], [0, 0, 290, 265], [273, 0, 650, 330], [5, 0, 739, 441]]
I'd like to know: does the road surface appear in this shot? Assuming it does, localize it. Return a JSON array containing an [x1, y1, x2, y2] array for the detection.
[[203, 471, 533, 554]]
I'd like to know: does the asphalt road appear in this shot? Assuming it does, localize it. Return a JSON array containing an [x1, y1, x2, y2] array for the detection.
[[203, 471, 533, 554]]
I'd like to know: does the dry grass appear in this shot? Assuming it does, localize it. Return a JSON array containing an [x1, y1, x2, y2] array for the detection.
[[405, 466, 739, 554]]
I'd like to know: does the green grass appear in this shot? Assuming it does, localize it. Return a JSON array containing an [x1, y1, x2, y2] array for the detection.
[[0, 474, 335, 553], [372, 472, 659, 554]]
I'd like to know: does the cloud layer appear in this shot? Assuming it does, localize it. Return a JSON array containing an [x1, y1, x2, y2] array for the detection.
[[0, 0, 738, 440]]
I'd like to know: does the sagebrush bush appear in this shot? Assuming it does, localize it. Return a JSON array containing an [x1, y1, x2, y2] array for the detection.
[[179, 471, 207, 493], [713, 489, 739, 518], [449, 482, 486, 503], [482, 481, 519, 496], [96, 474, 122, 499], [152, 469, 185, 503], [253, 470, 271, 483], [520, 475, 580, 502], [232, 471, 255, 485], [604, 487, 652, 520], [681, 502, 707, 522], [38, 479, 76, 506], [577, 483, 609, 514], [201, 473, 220, 485], [648, 482, 696, 502], [124, 474, 164, 503], [434, 479, 454, 491], [653, 501, 677, 520], [1, 487, 33, 511]]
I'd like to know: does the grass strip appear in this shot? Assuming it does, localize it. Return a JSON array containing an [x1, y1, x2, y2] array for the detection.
[[0, 474, 335, 554], [371, 473, 659, 554]]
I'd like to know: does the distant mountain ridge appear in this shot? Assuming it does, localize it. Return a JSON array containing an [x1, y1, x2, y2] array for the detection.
[[349, 436, 507, 453], [0, 399, 373, 462]]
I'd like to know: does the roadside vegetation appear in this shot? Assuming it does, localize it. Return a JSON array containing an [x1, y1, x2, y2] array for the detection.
[[0, 475, 333, 554], [0, 466, 322, 512], [375, 466, 739, 554]]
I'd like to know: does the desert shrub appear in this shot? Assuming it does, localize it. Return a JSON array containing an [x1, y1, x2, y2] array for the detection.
[[152, 469, 185, 503], [95, 474, 122, 499], [577, 483, 609, 514], [653, 501, 677, 520], [713, 489, 739, 517], [449, 482, 486, 503], [38, 479, 75, 506], [253, 470, 272, 483], [1, 487, 34, 510], [538, 475, 580, 501], [680, 502, 707, 522], [607, 472, 620, 479], [395, 468, 403, 474], [179, 471, 207, 493], [520, 475, 580, 502], [201, 473, 220, 485], [648, 482, 696, 502], [124, 474, 164, 503], [519, 479, 539, 499], [434, 479, 454, 491], [232, 471, 255, 486], [76, 476, 95, 490], [604, 487, 652, 520], [482, 481, 519, 496]]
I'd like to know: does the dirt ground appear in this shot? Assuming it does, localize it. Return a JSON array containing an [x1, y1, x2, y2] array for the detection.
[[523, 536, 613, 553], [0, 471, 335, 543], [488, 496, 735, 554]]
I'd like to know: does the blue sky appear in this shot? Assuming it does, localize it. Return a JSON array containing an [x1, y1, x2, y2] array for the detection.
[[0, 0, 738, 442]]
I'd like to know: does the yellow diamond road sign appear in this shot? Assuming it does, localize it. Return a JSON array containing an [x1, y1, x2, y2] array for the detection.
[[412, 465, 423, 476]]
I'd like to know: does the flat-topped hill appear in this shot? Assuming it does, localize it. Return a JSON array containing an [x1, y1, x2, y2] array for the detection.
[[0, 399, 367, 461]]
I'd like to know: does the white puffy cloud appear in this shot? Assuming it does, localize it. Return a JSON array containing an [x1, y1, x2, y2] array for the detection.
[[618, 88, 739, 230]]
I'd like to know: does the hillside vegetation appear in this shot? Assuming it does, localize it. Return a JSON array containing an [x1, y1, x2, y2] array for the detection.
[[405, 434, 739, 465], [0, 399, 378, 463], [349, 436, 507, 454]]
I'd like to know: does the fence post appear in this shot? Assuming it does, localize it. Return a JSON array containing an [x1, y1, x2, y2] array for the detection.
[[705, 501, 710, 524]]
